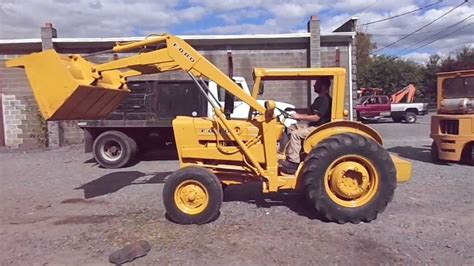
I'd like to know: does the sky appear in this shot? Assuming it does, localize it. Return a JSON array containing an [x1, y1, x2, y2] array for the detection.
[[0, 0, 473, 63]]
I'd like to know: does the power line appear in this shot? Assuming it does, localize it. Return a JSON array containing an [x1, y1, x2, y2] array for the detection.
[[369, 24, 461, 36], [401, 21, 473, 55], [361, 0, 443, 26], [350, 0, 379, 17], [370, 0, 468, 54], [334, 1, 379, 31], [395, 14, 473, 55]]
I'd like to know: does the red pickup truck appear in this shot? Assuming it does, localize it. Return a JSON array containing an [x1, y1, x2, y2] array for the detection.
[[356, 95, 428, 123]]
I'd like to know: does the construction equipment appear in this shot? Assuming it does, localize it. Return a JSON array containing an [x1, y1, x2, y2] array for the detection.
[[390, 84, 417, 103], [430, 69, 474, 164], [7, 33, 411, 224], [356, 87, 383, 99]]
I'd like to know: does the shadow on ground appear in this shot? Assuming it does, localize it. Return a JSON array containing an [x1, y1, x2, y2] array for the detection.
[[76, 171, 172, 198], [83, 148, 179, 166], [140, 148, 178, 161], [388, 145, 440, 164], [223, 182, 326, 221]]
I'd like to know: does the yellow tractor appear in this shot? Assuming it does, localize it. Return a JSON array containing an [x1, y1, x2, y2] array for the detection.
[[7, 34, 411, 224]]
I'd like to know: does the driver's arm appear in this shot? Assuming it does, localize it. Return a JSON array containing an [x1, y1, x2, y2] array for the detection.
[[285, 107, 310, 114], [292, 113, 321, 122], [292, 98, 330, 122]]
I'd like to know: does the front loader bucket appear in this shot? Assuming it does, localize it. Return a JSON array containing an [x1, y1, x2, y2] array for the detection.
[[6, 49, 130, 121]]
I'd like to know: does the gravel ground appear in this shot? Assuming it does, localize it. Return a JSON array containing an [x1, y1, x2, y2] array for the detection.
[[1, 114, 473, 265]]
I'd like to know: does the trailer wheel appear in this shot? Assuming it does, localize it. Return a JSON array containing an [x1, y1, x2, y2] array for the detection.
[[405, 112, 417, 123], [163, 166, 223, 224], [93, 131, 137, 168], [300, 133, 396, 224]]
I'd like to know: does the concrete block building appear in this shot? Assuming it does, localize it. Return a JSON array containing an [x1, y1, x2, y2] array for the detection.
[[0, 16, 357, 148]]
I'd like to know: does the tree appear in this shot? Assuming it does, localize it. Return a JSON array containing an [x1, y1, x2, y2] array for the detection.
[[356, 32, 377, 67], [440, 45, 474, 71], [421, 54, 441, 101], [357, 55, 424, 95]]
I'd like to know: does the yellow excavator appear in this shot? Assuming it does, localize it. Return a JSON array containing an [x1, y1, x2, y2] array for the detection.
[[7, 33, 411, 224]]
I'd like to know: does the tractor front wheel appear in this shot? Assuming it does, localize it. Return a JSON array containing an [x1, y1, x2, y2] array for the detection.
[[163, 166, 223, 224], [300, 133, 396, 224]]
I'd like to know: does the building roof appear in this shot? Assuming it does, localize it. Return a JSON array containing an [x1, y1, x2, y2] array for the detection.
[[0, 32, 355, 52]]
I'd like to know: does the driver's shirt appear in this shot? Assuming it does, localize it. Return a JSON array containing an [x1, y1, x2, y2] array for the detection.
[[308, 95, 331, 127]]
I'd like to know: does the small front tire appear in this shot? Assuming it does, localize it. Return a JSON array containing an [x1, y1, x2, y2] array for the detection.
[[461, 143, 473, 166], [163, 166, 223, 224], [430, 141, 440, 163]]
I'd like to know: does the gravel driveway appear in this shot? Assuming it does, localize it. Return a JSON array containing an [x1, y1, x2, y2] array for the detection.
[[1, 114, 473, 265]]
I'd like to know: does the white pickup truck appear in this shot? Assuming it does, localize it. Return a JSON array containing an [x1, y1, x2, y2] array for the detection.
[[79, 77, 296, 168], [355, 95, 428, 123], [207, 77, 296, 127]]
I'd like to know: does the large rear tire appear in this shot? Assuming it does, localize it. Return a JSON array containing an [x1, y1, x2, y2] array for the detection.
[[300, 133, 396, 224], [93, 131, 137, 168], [163, 166, 223, 224]]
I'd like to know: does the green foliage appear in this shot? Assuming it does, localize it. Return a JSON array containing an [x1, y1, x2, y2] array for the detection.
[[439, 46, 474, 72], [356, 32, 377, 67], [357, 55, 424, 95], [356, 32, 473, 102]]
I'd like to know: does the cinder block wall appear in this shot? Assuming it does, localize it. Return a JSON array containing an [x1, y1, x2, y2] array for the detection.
[[1, 56, 47, 148]]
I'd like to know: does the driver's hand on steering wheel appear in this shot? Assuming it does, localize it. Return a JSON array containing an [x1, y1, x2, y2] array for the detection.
[[290, 113, 301, 120]]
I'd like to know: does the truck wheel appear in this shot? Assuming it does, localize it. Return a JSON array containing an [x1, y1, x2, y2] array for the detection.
[[430, 141, 440, 163], [163, 166, 223, 224], [392, 116, 403, 123], [405, 112, 417, 123], [300, 133, 396, 224], [93, 131, 137, 168]]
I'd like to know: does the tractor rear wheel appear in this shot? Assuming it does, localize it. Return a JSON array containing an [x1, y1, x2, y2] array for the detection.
[[300, 133, 396, 224], [163, 166, 223, 224]]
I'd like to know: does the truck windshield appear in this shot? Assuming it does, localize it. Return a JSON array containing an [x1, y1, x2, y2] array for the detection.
[[358, 96, 369, 104], [443, 76, 474, 98], [217, 81, 243, 101]]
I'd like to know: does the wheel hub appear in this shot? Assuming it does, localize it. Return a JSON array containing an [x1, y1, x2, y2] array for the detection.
[[330, 161, 370, 199], [101, 140, 122, 161], [175, 181, 208, 214]]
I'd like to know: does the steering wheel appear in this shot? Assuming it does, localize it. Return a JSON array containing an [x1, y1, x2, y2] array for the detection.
[[275, 107, 294, 121]]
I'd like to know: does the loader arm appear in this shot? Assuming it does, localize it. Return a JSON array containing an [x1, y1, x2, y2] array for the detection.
[[94, 34, 266, 114], [6, 34, 266, 119], [6, 33, 272, 177]]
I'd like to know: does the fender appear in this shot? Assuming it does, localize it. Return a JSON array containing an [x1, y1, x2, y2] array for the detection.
[[303, 120, 383, 153]]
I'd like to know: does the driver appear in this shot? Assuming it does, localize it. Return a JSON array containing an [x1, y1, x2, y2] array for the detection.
[[279, 77, 332, 174]]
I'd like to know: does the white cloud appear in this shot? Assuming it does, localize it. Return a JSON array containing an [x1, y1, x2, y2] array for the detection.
[[402, 52, 431, 64], [0, 0, 472, 61]]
